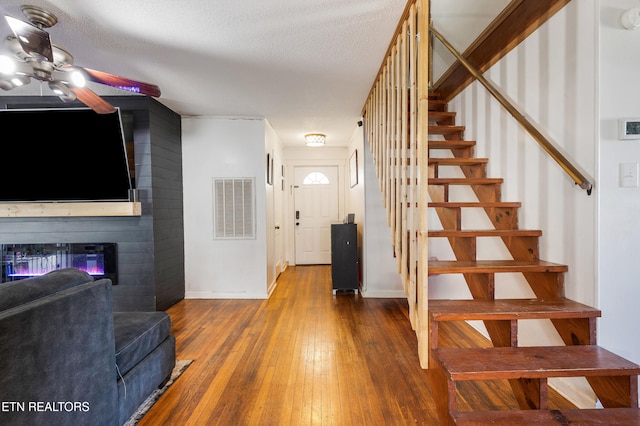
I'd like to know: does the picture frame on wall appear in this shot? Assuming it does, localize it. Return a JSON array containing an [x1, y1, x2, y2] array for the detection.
[[267, 153, 273, 185], [349, 149, 358, 188]]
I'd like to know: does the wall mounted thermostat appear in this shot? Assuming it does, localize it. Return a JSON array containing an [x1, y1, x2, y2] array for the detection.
[[619, 118, 640, 140]]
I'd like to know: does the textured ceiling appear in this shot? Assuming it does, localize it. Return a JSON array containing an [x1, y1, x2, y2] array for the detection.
[[0, 1, 506, 147], [0, 0, 408, 148]]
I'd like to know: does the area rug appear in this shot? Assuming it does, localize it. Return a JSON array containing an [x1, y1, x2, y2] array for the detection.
[[123, 359, 193, 426]]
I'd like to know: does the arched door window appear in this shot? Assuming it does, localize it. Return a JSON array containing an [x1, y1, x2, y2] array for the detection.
[[303, 172, 330, 185]]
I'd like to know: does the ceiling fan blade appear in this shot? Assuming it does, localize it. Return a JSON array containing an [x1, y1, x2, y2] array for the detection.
[[81, 67, 161, 98], [4, 15, 54, 62], [70, 87, 117, 114]]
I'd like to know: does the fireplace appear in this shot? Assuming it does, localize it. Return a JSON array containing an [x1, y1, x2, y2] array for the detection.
[[1, 243, 118, 284]]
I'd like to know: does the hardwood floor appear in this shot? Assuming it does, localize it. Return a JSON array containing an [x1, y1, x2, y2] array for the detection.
[[139, 265, 574, 425]]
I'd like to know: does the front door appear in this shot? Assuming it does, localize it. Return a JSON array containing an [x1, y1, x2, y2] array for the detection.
[[294, 166, 339, 265]]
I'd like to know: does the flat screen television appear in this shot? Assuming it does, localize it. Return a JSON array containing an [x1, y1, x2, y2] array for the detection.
[[0, 108, 132, 202]]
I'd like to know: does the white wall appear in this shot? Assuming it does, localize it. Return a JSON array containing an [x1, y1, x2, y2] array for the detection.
[[598, 0, 640, 371], [360, 129, 405, 297], [343, 123, 404, 297], [345, 127, 365, 284], [182, 116, 269, 298]]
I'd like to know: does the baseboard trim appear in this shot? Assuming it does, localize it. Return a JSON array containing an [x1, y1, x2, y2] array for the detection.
[[185, 291, 268, 299], [361, 289, 406, 298]]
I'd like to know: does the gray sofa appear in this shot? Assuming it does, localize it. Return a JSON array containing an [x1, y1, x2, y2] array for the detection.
[[0, 268, 176, 426]]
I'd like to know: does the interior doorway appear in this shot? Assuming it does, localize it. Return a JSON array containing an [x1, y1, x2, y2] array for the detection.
[[293, 166, 339, 264]]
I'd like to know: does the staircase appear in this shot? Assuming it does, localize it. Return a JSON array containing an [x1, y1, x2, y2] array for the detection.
[[426, 94, 640, 425]]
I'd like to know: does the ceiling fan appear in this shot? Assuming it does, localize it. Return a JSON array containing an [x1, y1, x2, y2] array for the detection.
[[0, 5, 161, 114]]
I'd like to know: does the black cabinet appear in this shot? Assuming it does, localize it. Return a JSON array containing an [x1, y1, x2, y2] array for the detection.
[[331, 223, 358, 294]]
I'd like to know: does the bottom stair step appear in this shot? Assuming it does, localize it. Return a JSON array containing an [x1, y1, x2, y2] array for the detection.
[[435, 345, 640, 381], [429, 298, 601, 322], [451, 407, 640, 425]]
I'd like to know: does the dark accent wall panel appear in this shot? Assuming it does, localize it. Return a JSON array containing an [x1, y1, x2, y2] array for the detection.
[[0, 95, 184, 312], [149, 100, 185, 310]]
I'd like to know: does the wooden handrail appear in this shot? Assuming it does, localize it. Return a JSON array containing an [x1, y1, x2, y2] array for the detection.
[[429, 24, 593, 195]]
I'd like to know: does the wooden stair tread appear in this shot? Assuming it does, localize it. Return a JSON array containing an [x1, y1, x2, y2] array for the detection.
[[428, 110, 453, 116], [428, 229, 542, 238], [451, 407, 640, 425], [429, 298, 600, 321], [429, 201, 521, 208], [429, 177, 503, 185], [427, 259, 565, 273], [429, 125, 465, 134], [428, 158, 488, 165], [435, 345, 640, 381], [428, 140, 476, 149]]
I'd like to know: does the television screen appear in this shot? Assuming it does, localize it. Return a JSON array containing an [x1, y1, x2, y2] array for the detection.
[[0, 108, 132, 202]]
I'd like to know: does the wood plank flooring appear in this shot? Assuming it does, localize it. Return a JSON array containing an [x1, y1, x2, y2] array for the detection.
[[138, 265, 574, 425]]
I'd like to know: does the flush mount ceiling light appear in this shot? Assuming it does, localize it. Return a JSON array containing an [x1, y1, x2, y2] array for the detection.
[[305, 133, 326, 147]]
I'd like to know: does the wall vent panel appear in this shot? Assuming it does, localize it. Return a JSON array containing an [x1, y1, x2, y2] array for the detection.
[[213, 178, 255, 239]]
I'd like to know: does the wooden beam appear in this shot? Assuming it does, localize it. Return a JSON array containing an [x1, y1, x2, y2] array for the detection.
[[0, 202, 142, 217], [417, 0, 430, 369], [433, 0, 573, 102]]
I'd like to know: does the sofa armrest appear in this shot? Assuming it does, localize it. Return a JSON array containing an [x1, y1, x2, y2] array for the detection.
[[0, 279, 118, 426]]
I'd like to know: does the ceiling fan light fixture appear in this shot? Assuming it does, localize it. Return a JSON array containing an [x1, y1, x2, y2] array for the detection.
[[305, 133, 326, 147], [11, 76, 27, 87], [48, 80, 75, 102], [0, 75, 30, 90], [68, 69, 86, 87], [2, 5, 160, 114]]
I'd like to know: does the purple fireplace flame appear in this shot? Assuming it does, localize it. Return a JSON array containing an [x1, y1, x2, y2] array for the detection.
[[1, 243, 118, 284]]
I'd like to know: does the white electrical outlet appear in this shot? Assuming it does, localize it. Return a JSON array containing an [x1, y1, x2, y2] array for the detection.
[[620, 162, 639, 187]]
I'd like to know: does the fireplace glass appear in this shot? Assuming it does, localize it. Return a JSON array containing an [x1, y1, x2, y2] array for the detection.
[[1, 243, 117, 284]]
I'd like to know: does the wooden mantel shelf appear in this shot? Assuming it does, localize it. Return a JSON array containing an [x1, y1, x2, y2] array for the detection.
[[0, 202, 142, 218]]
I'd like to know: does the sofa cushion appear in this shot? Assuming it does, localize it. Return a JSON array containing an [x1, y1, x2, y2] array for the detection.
[[0, 267, 94, 311], [113, 311, 172, 377]]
